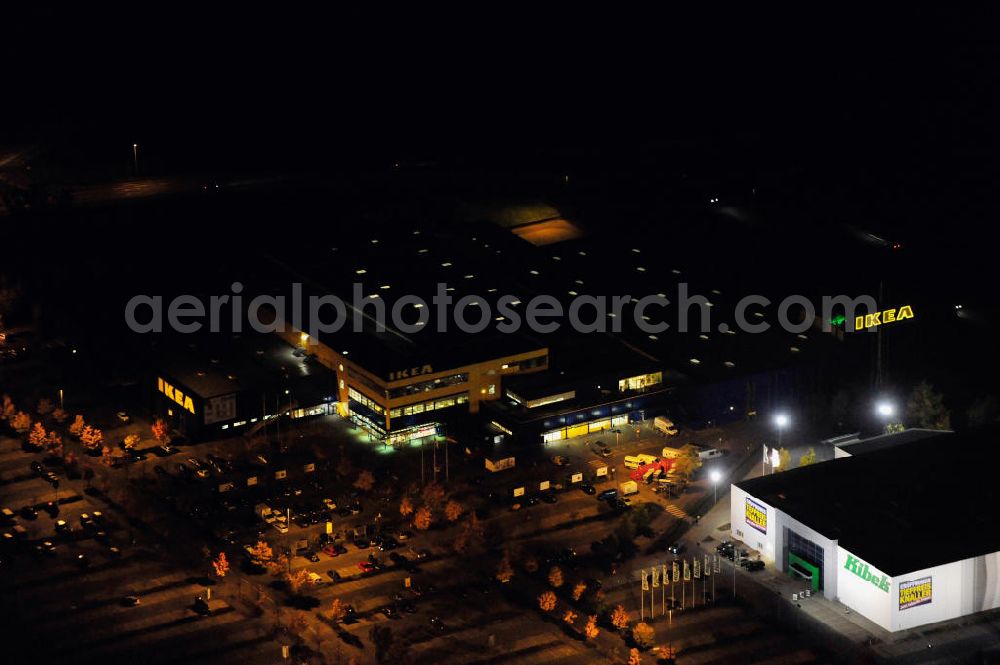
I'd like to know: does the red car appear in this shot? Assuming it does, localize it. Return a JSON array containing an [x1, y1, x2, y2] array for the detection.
[[358, 561, 376, 573]]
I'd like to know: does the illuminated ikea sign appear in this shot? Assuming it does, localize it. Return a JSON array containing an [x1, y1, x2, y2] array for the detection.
[[855, 305, 914, 331], [389, 365, 434, 381], [158, 377, 196, 414]]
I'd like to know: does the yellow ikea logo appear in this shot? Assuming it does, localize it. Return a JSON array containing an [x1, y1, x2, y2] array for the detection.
[[855, 305, 914, 331], [158, 377, 196, 414]]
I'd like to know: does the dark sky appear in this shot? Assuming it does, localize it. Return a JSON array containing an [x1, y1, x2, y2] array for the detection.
[[4, 8, 999, 255]]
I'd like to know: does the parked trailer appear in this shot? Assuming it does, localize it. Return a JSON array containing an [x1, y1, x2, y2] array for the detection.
[[485, 457, 516, 473], [588, 459, 609, 480], [654, 416, 678, 436], [619, 480, 639, 496], [624, 454, 659, 469]]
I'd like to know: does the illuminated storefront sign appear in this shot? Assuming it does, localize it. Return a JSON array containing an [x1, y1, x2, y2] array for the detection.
[[899, 576, 932, 610], [389, 364, 434, 381], [158, 377, 195, 414], [855, 305, 914, 331], [745, 497, 768, 534], [844, 554, 890, 592]]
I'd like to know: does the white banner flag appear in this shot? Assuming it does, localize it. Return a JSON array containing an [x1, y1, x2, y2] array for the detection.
[[652, 566, 660, 587], [641, 569, 649, 591], [662, 564, 669, 586], [763, 445, 769, 464], [694, 557, 701, 579], [704, 554, 711, 577]]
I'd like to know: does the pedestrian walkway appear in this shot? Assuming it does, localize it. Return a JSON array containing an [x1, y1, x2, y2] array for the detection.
[[664, 503, 687, 519]]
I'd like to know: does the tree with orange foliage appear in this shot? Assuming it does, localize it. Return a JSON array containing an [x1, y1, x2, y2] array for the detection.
[[572, 580, 588, 601], [0, 395, 14, 421], [285, 568, 312, 595], [28, 422, 47, 448], [444, 499, 464, 522], [45, 431, 64, 458], [81, 425, 104, 450], [413, 506, 432, 530], [421, 482, 446, 509], [611, 604, 630, 631], [212, 552, 229, 578], [538, 590, 557, 612], [548, 566, 564, 588], [399, 496, 414, 519], [123, 433, 140, 450], [51, 407, 68, 424], [101, 446, 124, 466], [353, 470, 375, 492], [68, 415, 86, 437], [563, 609, 578, 624], [151, 418, 170, 444], [36, 398, 54, 416], [628, 647, 642, 665], [248, 540, 274, 567], [329, 598, 348, 623], [584, 615, 600, 640], [631, 622, 655, 649], [11, 411, 31, 434], [495, 549, 514, 583]]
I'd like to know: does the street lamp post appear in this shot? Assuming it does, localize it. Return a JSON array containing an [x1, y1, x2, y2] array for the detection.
[[132, 143, 139, 175], [710, 470, 721, 504], [773, 413, 789, 474], [876, 401, 896, 431]]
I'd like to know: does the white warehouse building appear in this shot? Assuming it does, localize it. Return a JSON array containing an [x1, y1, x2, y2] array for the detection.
[[731, 426, 1000, 632]]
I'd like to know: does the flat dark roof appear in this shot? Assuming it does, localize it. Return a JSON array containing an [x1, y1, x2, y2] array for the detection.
[[737, 426, 1000, 576], [156, 333, 335, 401], [834, 428, 947, 457]]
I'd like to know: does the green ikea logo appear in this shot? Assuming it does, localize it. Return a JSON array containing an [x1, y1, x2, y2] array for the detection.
[[844, 554, 889, 592]]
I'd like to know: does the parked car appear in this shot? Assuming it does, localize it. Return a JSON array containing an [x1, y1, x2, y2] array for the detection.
[[116, 411, 131, 424], [326, 569, 342, 582], [597, 488, 618, 502], [590, 441, 612, 457], [667, 543, 685, 556], [742, 559, 765, 572], [541, 491, 558, 504], [551, 455, 569, 467], [358, 561, 376, 573], [579, 483, 596, 495]]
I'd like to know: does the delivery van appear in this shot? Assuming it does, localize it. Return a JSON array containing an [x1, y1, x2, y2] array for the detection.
[[623, 454, 658, 469]]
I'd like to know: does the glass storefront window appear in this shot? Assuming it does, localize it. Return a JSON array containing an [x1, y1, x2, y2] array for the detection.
[[618, 371, 663, 392]]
